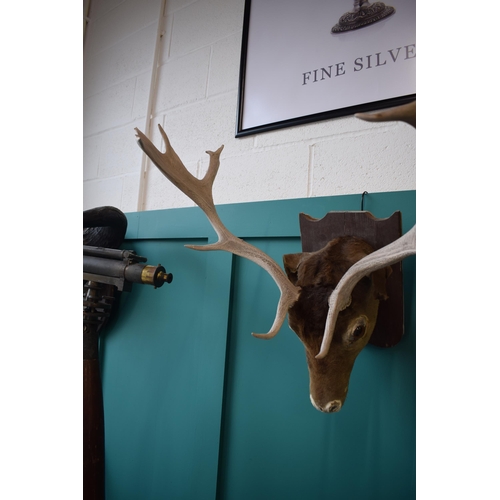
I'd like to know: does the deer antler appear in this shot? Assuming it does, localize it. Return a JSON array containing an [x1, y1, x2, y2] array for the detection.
[[355, 100, 416, 128], [316, 225, 416, 359], [135, 124, 301, 338], [316, 100, 417, 359]]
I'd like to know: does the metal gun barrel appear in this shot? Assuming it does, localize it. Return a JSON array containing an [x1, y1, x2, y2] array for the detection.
[[83, 255, 172, 288], [83, 245, 147, 262]]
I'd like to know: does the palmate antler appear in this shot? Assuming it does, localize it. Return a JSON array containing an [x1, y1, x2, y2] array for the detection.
[[315, 100, 417, 359], [136, 101, 415, 356], [135, 125, 301, 338], [317, 225, 416, 358]]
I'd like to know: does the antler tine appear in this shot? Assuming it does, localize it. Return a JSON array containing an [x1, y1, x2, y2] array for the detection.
[[135, 125, 220, 212], [316, 225, 416, 359], [135, 125, 301, 338], [355, 100, 416, 128], [314, 100, 417, 359]]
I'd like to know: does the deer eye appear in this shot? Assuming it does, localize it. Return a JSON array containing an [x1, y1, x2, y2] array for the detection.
[[353, 325, 365, 337], [349, 320, 367, 342]]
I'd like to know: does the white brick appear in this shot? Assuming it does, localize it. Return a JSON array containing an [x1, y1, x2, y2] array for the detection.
[[97, 121, 144, 178], [208, 33, 242, 97], [254, 114, 388, 148], [156, 47, 211, 112], [87, 0, 126, 21], [85, 0, 162, 57], [162, 93, 253, 164], [207, 145, 310, 205], [143, 158, 197, 210], [143, 142, 309, 209], [111, 26, 156, 83], [311, 123, 416, 197], [83, 176, 123, 210], [170, 0, 244, 57], [132, 72, 152, 120], [83, 47, 112, 99], [165, 0, 198, 15], [83, 135, 102, 180], [86, 25, 157, 99], [83, 78, 136, 136], [122, 173, 141, 212]]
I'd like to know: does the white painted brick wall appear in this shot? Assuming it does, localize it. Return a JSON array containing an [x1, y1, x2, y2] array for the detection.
[[83, 0, 163, 212], [83, 0, 416, 213]]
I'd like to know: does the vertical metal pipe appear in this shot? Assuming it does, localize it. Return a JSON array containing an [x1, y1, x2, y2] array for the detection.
[[83, 323, 105, 500], [83, 0, 91, 41], [137, 0, 168, 211], [83, 282, 114, 500]]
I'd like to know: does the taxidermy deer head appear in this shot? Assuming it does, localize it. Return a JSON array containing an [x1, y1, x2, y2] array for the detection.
[[134, 101, 415, 413]]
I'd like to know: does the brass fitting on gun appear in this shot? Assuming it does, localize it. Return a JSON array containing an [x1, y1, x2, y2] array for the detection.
[[140, 265, 173, 288]]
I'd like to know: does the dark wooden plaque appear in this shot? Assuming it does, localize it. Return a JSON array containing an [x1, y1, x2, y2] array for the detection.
[[299, 211, 404, 347]]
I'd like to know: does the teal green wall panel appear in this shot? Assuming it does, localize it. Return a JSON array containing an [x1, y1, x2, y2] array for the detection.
[[217, 239, 415, 500], [101, 191, 416, 499], [101, 240, 232, 499]]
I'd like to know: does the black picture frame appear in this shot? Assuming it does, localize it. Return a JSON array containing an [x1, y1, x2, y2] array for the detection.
[[236, 0, 416, 138]]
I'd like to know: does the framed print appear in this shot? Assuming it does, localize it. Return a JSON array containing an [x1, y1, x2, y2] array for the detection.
[[236, 0, 416, 137]]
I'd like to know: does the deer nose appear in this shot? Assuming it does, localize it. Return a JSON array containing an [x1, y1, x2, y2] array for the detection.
[[323, 400, 342, 413], [310, 395, 343, 413]]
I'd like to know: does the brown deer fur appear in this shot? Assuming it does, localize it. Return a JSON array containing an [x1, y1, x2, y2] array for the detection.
[[284, 237, 391, 412]]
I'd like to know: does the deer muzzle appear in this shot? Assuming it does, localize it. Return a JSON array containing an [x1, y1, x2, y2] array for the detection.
[[310, 395, 343, 413]]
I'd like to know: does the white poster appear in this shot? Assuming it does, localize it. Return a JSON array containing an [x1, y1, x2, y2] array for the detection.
[[237, 0, 416, 136]]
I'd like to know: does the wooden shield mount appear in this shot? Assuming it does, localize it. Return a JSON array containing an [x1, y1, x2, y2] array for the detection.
[[299, 211, 404, 347]]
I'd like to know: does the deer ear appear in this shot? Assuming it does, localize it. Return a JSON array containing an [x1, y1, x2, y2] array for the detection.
[[371, 266, 392, 301], [283, 253, 304, 285]]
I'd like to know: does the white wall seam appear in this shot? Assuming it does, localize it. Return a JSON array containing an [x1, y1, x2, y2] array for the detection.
[[307, 144, 315, 197]]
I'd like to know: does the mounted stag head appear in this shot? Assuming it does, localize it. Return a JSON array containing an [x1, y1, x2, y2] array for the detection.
[[134, 100, 415, 413], [283, 237, 392, 412]]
